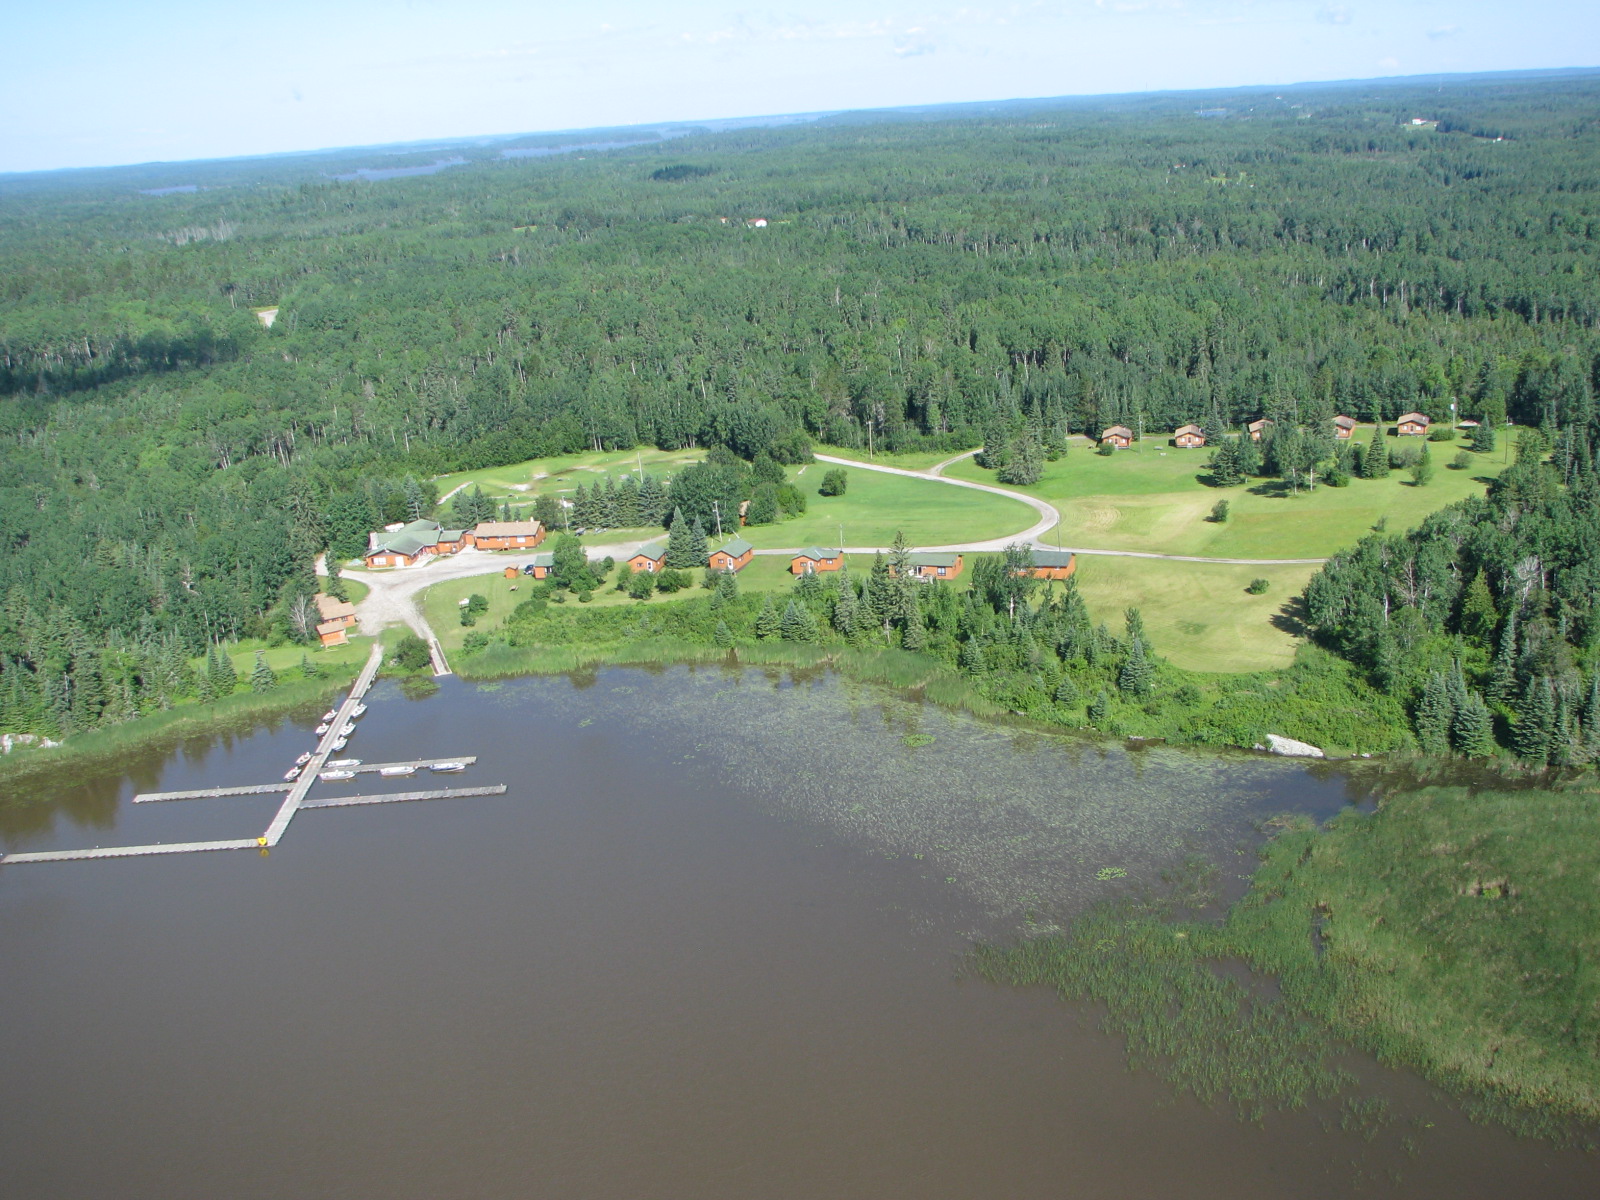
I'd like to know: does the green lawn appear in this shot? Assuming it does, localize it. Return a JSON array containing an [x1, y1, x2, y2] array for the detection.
[[812, 443, 967, 472], [944, 427, 1515, 559], [199, 634, 371, 681], [1067, 556, 1320, 674], [431, 447, 705, 505], [743, 462, 1033, 549]]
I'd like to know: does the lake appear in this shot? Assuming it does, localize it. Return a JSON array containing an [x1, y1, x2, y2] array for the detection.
[[1, 666, 1595, 1198]]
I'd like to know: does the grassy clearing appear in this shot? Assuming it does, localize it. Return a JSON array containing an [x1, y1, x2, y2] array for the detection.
[[194, 634, 370, 680], [743, 463, 1034, 548], [812, 444, 966, 472], [1067, 557, 1320, 674], [430, 447, 704, 504], [944, 427, 1516, 559]]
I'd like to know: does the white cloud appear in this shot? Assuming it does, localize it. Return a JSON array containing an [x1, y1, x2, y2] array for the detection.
[[1377, 55, 1400, 68], [1316, 5, 1354, 25], [1427, 24, 1460, 40]]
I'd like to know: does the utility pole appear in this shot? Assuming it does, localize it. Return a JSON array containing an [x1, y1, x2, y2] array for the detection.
[[712, 500, 723, 540]]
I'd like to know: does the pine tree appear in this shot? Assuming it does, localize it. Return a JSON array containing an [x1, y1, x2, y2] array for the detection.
[[1458, 571, 1498, 643], [714, 570, 739, 604], [1414, 671, 1454, 755], [251, 652, 278, 694], [688, 517, 709, 567], [403, 476, 426, 521], [832, 573, 858, 636], [299, 654, 324, 680], [1124, 606, 1146, 648], [1088, 690, 1110, 725], [1487, 611, 1519, 705], [638, 474, 668, 526], [617, 476, 641, 527], [1363, 425, 1390, 478], [1451, 690, 1496, 758], [959, 639, 986, 674], [210, 644, 237, 698], [1054, 674, 1080, 706], [754, 595, 781, 640], [1582, 674, 1600, 759], [665, 507, 698, 568], [902, 613, 927, 652], [1118, 636, 1153, 696], [1513, 677, 1556, 764], [714, 620, 733, 649], [779, 600, 816, 642]]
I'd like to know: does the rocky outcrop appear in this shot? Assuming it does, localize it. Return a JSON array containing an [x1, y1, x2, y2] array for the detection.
[[1, 732, 61, 755]]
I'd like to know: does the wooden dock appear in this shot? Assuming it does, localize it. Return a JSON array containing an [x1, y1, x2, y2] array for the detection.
[[300, 785, 506, 809], [1, 839, 261, 865], [133, 782, 293, 803], [1, 642, 513, 870], [428, 637, 452, 677]]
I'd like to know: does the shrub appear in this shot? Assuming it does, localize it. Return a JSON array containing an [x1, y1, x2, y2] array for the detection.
[[1428, 426, 1456, 442], [1209, 499, 1230, 523], [1246, 578, 1270, 594], [1096, 442, 1116, 456], [392, 633, 431, 672], [818, 468, 849, 496], [627, 570, 656, 600], [656, 568, 691, 593], [1449, 450, 1473, 470]]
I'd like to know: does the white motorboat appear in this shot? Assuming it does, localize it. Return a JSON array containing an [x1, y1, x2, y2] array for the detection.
[[283, 767, 301, 781], [350, 704, 368, 718], [326, 758, 362, 768], [339, 723, 356, 736], [330, 737, 348, 751], [430, 761, 466, 773], [294, 752, 313, 767], [319, 769, 356, 782], [315, 723, 331, 736], [379, 765, 416, 777], [321, 710, 338, 722]]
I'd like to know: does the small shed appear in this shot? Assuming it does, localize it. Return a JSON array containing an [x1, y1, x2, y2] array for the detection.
[[708, 537, 754, 573], [1100, 425, 1133, 449], [790, 547, 842, 575], [1333, 415, 1357, 439], [1247, 418, 1275, 442], [1173, 424, 1205, 449], [628, 542, 667, 573], [1396, 411, 1432, 436], [1024, 549, 1077, 580]]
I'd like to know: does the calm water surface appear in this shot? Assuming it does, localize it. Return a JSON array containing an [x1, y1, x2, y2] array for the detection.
[[1, 667, 1595, 1198]]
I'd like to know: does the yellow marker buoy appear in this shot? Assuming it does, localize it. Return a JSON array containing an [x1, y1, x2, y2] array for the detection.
[[257, 836, 268, 847]]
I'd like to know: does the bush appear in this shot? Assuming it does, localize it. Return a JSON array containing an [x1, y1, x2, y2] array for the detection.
[[461, 631, 491, 655], [1449, 450, 1473, 470], [1246, 578, 1270, 594], [656, 568, 691, 593], [392, 633, 432, 672], [1428, 426, 1456, 442], [627, 570, 656, 600], [1096, 442, 1116, 456], [818, 468, 849, 496], [1209, 499, 1230, 523]]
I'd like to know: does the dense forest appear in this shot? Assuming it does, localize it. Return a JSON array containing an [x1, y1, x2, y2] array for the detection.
[[2, 71, 1599, 742]]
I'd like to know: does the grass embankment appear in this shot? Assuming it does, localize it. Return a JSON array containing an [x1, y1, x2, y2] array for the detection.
[[0, 670, 359, 790], [978, 774, 1600, 1133], [430, 446, 703, 504], [942, 427, 1516, 559]]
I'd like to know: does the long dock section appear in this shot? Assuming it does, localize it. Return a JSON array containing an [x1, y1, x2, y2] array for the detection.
[[262, 642, 385, 847], [2, 839, 262, 865], [134, 782, 293, 804], [300, 785, 506, 809], [349, 757, 478, 774]]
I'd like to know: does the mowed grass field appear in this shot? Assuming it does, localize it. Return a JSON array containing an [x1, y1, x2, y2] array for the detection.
[[943, 426, 1516, 559], [1067, 557, 1320, 673], [431, 447, 704, 505]]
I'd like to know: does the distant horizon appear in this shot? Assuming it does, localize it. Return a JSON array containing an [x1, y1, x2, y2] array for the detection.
[[6, 62, 1599, 181], [5, 0, 1599, 175]]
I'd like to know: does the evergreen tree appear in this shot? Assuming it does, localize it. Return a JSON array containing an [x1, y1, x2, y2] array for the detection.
[[959, 639, 986, 674], [617, 475, 641, 527], [637, 474, 668, 526], [402, 476, 426, 521], [1124, 606, 1146, 648], [688, 517, 710, 567], [779, 600, 817, 642], [1513, 677, 1556, 764], [251, 652, 278, 694], [1207, 439, 1245, 486], [997, 433, 1044, 485], [1582, 673, 1600, 759], [902, 612, 927, 651], [299, 654, 324, 680], [1458, 571, 1498, 643], [714, 570, 739, 604], [1470, 422, 1497, 454], [1088, 690, 1110, 724], [754, 595, 781, 640], [1487, 611, 1519, 705], [210, 643, 237, 698], [1451, 690, 1496, 758], [1053, 674, 1080, 706], [1414, 671, 1454, 755], [1118, 636, 1154, 696], [714, 620, 733, 649], [665, 508, 698, 569], [832, 573, 859, 637], [1363, 425, 1391, 478]]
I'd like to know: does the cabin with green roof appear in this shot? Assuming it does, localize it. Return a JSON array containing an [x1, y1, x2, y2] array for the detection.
[[628, 542, 667, 573], [708, 537, 754, 573], [364, 520, 443, 568], [1024, 549, 1077, 580], [894, 552, 964, 581], [790, 547, 842, 575]]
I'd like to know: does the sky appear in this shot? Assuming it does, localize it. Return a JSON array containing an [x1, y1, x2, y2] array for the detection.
[[2, 1, 1596, 174]]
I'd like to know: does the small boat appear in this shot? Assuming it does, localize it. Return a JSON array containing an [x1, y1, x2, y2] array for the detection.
[[350, 704, 368, 719], [339, 723, 356, 736], [295, 752, 313, 767], [315, 723, 331, 736], [283, 767, 301, 782], [319, 769, 356, 782], [330, 737, 349, 751], [379, 765, 416, 777], [326, 758, 362, 768], [430, 761, 466, 774], [322, 710, 338, 722]]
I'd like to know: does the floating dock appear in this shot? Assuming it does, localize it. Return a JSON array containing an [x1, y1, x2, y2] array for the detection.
[[133, 783, 293, 804], [1, 839, 262, 865], [300, 785, 506, 809], [348, 757, 477, 774]]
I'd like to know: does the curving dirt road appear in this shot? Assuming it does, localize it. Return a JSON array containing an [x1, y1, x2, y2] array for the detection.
[[340, 452, 1326, 642]]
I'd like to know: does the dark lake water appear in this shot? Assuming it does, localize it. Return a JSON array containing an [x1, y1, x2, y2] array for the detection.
[[1, 667, 1595, 1198]]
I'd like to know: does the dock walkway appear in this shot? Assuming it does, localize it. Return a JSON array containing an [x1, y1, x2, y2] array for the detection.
[[134, 782, 293, 804], [301, 785, 506, 809]]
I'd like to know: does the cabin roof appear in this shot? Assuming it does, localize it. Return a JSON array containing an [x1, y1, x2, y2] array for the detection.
[[1101, 425, 1133, 439], [1174, 424, 1203, 436], [795, 547, 840, 560], [1031, 549, 1076, 568], [1396, 411, 1432, 424], [1333, 414, 1357, 428], [908, 552, 960, 568], [631, 542, 666, 561], [473, 519, 543, 539], [1247, 418, 1274, 430], [715, 537, 753, 557]]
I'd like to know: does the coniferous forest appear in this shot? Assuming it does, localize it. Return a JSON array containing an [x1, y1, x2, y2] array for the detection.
[[2, 70, 1599, 747]]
